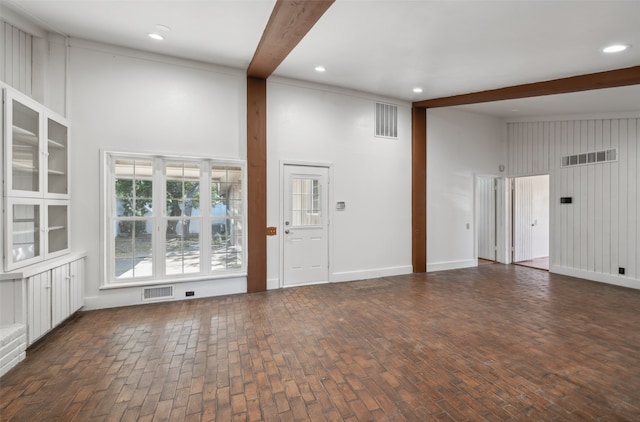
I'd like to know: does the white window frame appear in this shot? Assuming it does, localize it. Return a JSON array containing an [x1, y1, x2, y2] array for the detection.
[[102, 151, 246, 288]]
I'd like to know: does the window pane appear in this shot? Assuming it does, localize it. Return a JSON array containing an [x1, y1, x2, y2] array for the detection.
[[115, 220, 153, 279], [166, 219, 200, 275], [211, 218, 242, 270], [166, 161, 200, 218], [108, 154, 245, 283], [211, 165, 242, 207], [291, 177, 321, 226], [115, 159, 153, 217]]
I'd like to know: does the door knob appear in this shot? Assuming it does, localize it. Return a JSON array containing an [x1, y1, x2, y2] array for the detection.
[[285, 229, 290, 234]]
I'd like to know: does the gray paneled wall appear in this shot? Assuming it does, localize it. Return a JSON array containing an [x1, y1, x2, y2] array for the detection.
[[508, 118, 639, 282], [0, 20, 32, 95]]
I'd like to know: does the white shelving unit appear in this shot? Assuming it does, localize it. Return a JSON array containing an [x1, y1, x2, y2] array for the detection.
[[1, 85, 82, 377], [3, 88, 71, 271]]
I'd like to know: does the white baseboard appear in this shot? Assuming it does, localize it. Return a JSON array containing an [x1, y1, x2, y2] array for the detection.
[[550, 265, 640, 290], [427, 259, 476, 272], [267, 278, 280, 290], [331, 265, 412, 283], [84, 277, 247, 310]]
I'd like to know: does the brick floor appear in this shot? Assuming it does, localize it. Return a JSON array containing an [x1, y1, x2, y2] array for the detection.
[[1, 264, 639, 421]]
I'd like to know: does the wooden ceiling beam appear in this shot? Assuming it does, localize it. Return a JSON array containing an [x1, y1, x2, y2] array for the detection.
[[413, 66, 640, 109], [247, 0, 335, 79]]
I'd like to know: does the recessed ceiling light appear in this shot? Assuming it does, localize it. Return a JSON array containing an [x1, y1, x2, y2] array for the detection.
[[155, 24, 171, 32], [315, 66, 326, 72], [602, 44, 629, 53], [413, 88, 423, 93], [148, 33, 164, 41]]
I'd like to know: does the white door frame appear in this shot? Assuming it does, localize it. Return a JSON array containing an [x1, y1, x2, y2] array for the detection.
[[279, 160, 333, 288], [475, 175, 498, 262], [474, 173, 509, 264], [511, 174, 550, 263]]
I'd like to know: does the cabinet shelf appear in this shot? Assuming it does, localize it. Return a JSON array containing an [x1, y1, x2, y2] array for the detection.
[[48, 139, 66, 149], [13, 162, 38, 173], [13, 230, 37, 235], [13, 125, 38, 145], [48, 226, 66, 231], [47, 169, 66, 176]]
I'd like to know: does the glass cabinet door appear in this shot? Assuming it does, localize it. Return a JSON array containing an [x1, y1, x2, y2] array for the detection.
[[8, 94, 42, 196], [46, 116, 69, 196], [46, 202, 69, 257], [7, 200, 43, 269]]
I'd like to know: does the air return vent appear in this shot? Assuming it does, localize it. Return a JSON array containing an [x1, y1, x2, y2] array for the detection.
[[375, 102, 398, 138], [561, 149, 617, 168], [142, 285, 174, 301]]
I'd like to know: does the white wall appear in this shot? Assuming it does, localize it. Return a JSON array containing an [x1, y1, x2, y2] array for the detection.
[[0, 9, 67, 116], [0, 20, 33, 96], [508, 117, 640, 289], [267, 78, 413, 287], [68, 40, 247, 309], [426, 108, 506, 271], [68, 40, 413, 308]]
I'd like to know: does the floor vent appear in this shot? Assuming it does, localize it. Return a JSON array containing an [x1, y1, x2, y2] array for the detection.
[[561, 148, 617, 168], [142, 286, 174, 301], [375, 102, 398, 139]]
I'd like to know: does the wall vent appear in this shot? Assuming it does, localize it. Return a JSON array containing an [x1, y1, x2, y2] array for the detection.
[[142, 285, 174, 301], [561, 148, 617, 168], [375, 102, 398, 138]]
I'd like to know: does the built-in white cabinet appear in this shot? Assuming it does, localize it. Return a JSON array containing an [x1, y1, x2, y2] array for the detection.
[[1, 85, 80, 375], [26, 256, 85, 345], [3, 87, 70, 271], [4, 89, 69, 199]]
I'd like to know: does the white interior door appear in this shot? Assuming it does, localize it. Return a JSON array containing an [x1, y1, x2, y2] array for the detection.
[[283, 165, 329, 287], [513, 175, 550, 262]]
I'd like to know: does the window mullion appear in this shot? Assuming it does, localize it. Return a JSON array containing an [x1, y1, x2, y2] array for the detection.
[[154, 158, 164, 278], [201, 162, 211, 273]]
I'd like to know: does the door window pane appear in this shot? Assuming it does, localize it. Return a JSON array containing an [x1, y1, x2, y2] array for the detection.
[[12, 204, 40, 263], [47, 118, 68, 194], [12, 100, 40, 192], [291, 178, 321, 226], [48, 204, 68, 253]]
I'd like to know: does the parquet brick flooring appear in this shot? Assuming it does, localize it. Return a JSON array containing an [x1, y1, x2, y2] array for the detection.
[[1, 264, 640, 421]]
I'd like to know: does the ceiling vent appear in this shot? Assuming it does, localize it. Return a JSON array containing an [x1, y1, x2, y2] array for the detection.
[[142, 285, 174, 301], [561, 149, 617, 168], [375, 102, 398, 139]]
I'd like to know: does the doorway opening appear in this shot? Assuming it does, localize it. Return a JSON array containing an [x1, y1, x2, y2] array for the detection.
[[512, 175, 550, 270]]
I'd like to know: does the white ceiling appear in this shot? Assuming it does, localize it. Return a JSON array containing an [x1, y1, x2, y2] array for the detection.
[[3, 0, 640, 117]]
